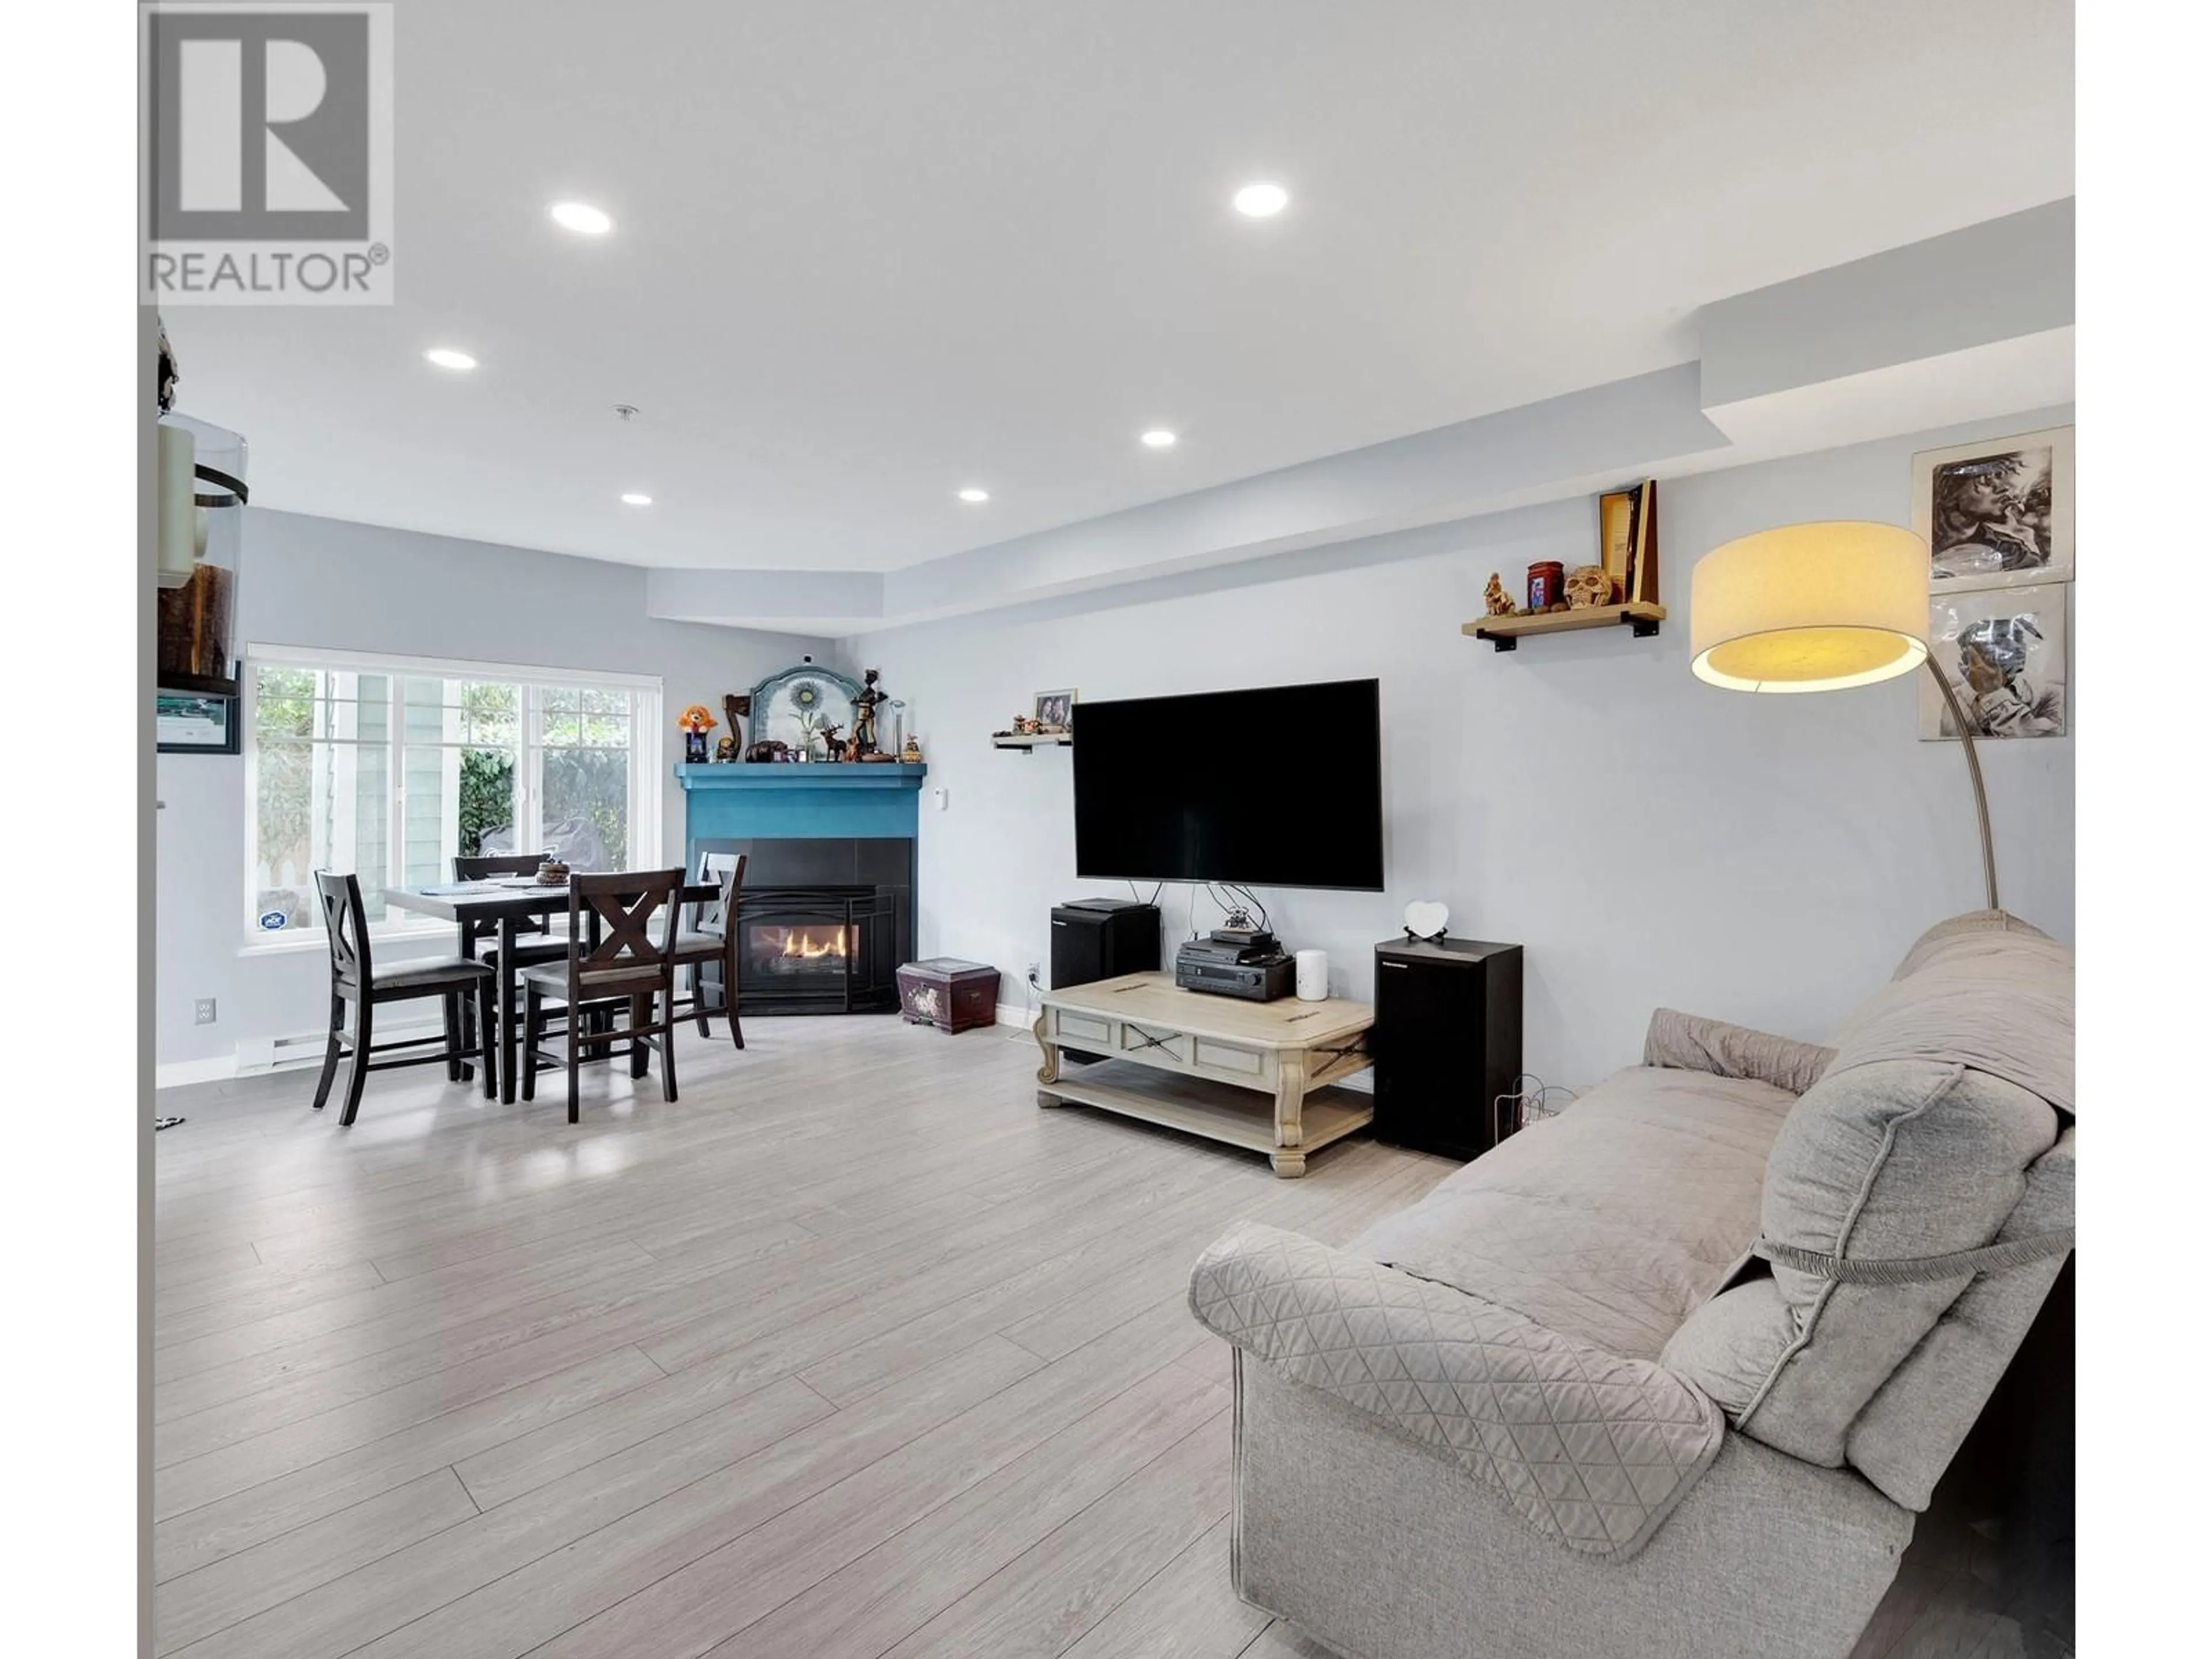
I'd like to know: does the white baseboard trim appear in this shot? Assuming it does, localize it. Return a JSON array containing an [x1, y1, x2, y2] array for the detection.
[[156, 1055, 237, 1090], [156, 1014, 449, 1092]]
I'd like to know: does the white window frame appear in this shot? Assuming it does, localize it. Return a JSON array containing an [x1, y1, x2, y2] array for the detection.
[[241, 642, 664, 949]]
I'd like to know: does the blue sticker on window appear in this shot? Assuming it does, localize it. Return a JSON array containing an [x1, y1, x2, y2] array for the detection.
[[258, 910, 289, 931]]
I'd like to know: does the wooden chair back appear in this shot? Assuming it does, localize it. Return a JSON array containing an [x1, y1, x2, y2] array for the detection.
[[691, 845, 749, 936], [312, 869, 373, 993], [566, 868, 683, 997], [456, 852, 556, 935]]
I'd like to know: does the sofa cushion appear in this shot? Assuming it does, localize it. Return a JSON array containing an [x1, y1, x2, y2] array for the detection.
[[1885, 907, 2052, 982], [1662, 917, 2069, 1472], [1846, 1128, 2074, 1508], [1643, 1007, 1834, 1096], [1351, 1066, 1795, 1360], [1190, 1222, 1726, 1559]]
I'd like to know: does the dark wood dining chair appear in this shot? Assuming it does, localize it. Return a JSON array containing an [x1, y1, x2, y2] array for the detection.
[[672, 846, 747, 1050], [452, 850, 573, 1058], [453, 851, 569, 967], [519, 868, 685, 1123], [310, 870, 498, 1127]]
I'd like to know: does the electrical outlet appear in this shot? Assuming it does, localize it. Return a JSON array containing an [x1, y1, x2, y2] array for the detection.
[[194, 998, 218, 1026], [1026, 961, 1042, 987]]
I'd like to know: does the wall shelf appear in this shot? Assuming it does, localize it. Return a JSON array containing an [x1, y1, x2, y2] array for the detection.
[[1462, 601, 1666, 653], [992, 732, 1072, 752], [157, 668, 241, 699]]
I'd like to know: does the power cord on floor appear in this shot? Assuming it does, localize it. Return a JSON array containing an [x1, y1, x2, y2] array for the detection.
[[1494, 1073, 1577, 1143], [1006, 964, 1042, 1043]]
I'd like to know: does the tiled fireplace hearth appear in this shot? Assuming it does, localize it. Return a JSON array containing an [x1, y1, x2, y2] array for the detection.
[[674, 763, 925, 1015]]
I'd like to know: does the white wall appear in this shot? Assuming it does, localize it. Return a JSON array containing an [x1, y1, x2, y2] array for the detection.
[[155, 510, 832, 1076], [859, 408, 2074, 1089]]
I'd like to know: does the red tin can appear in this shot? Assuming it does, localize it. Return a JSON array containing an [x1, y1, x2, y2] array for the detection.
[[1527, 560, 1566, 609]]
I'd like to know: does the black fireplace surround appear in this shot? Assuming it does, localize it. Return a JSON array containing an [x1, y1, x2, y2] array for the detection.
[[704, 836, 913, 1015]]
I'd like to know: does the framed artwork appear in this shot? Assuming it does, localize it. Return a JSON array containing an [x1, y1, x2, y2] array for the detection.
[[748, 661, 863, 756], [1919, 583, 2068, 741], [1912, 426, 2073, 592], [1032, 689, 1075, 733], [157, 690, 238, 754]]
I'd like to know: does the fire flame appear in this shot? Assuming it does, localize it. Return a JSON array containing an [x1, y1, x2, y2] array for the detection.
[[774, 927, 846, 961]]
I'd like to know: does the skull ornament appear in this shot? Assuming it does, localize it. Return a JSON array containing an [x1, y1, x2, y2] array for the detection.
[[1566, 564, 1614, 609]]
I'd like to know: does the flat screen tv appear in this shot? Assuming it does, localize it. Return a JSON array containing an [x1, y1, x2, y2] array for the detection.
[[1073, 678, 1384, 891]]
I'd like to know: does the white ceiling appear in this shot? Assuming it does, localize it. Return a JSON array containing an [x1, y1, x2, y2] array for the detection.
[[169, 0, 2074, 574]]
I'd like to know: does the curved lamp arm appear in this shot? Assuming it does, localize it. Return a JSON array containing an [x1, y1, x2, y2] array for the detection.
[[1923, 656, 2000, 912]]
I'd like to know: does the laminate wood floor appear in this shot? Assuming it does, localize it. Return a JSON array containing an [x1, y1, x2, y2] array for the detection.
[[154, 1014, 2067, 1659]]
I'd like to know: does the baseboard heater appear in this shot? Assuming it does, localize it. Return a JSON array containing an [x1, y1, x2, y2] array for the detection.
[[234, 1014, 446, 1075]]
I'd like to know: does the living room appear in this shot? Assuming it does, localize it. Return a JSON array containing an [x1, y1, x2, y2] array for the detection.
[[22, 1, 2189, 1654]]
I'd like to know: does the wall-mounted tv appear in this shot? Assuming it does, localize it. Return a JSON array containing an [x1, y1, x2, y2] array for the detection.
[[1073, 678, 1384, 891]]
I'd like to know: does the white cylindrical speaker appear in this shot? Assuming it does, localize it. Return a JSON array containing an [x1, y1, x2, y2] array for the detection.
[[156, 420, 200, 589], [1295, 949, 1329, 1001]]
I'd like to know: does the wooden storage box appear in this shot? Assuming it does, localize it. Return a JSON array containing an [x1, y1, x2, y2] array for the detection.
[[895, 957, 1001, 1035]]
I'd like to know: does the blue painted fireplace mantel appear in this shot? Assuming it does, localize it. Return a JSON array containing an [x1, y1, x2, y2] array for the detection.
[[674, 762, 929, 856]]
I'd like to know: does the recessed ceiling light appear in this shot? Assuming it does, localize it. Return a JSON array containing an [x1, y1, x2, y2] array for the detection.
[[549, 200, 613, 235], [423, 347, 478, 371], [1232, 181, 1289, 218], [957, 487, 990, 503], [1140, 429, 1178, 449], [620, 492, 653, 506]]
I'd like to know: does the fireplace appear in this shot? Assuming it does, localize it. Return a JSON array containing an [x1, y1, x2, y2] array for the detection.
[[702, 838, 911, 1015]]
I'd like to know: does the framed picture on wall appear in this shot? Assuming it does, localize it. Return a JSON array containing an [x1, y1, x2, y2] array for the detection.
[[157, 690, 239, 755], [1919, 582, 2069, 741], [1912, 426, 2073, 592]]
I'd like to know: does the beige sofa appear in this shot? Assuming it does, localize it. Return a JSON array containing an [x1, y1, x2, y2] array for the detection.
[[1188, 912, 2073, 1659]]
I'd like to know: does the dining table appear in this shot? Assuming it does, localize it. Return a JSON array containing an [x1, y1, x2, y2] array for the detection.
[[384, 876, 719, 1105]]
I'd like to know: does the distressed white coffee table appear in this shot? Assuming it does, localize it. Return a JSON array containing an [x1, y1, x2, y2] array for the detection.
[[1033, 972, 1374, 1177]]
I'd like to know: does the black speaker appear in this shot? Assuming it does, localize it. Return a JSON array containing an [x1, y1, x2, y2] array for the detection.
[[1371, 936, 1523, 1161], [1050, 900, 1161, 990], [1050, 902, 1160, 1063]]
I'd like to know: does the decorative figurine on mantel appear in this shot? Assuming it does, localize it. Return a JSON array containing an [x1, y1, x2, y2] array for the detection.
[[719, 692, 751, 760], [676, 703, 718, 764], [1483, 573, 1513, 616], [901, 733, 923, 763], [850, 668, 888, 756]]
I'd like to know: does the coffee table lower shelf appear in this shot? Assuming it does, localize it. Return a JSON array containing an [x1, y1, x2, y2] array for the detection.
[[1038, 1058, 1373, 1176]]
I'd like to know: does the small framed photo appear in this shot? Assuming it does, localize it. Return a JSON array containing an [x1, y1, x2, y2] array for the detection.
[[1919, 583, 2068, 741], [1912, 426, 2073, 592], [1032, 689, 1076, 733], [157, 690, 239, 755]]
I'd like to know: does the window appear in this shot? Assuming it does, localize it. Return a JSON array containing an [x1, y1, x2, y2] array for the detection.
[[245, 646, 661, 941]]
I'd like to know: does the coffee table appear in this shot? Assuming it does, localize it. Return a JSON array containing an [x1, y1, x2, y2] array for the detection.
[[1033, 972, 1375, 1176]]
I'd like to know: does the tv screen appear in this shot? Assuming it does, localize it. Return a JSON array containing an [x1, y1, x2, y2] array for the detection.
[[1073, 678, 1384, 891]]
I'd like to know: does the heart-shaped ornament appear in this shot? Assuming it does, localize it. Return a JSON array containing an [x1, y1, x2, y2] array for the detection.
[[1403, 900, 1450, 941]]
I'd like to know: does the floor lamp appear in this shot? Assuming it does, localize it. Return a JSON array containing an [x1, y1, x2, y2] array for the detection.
[[1690, 521, 1999, 912]]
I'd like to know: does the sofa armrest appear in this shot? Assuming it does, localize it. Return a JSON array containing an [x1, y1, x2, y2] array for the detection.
[[1188, 1221, 1725, 1559], [1642, 1007, 1833, 1095]]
